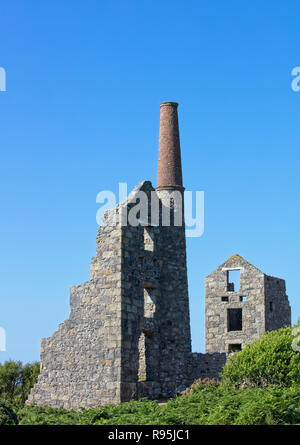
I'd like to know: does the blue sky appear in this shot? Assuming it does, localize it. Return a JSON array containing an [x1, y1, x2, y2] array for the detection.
[[0, 0, 299, 363]]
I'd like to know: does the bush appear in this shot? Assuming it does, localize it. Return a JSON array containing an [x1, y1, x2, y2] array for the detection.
[[221, 325, 300, 388], [14, 384, 300, 425], [0, 403, 17, 425], [157, 383, 300, 425], [78, 399, 162, 425], [0, 361, 40, 406], [181, 378, 219, 396], [17, 405, 80, 425], [0, 361, 22, 404]]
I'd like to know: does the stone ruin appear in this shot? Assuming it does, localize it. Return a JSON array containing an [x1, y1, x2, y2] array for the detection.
[[27, 103, 291, 409], [206, 254, 291, 354]]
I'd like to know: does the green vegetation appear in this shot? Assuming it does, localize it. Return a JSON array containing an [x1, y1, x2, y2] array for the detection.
[[0, 403, 18, 425], [1, 324, 300, 425], [0, 360, 39, 425], [0, 361, 40, 406], [221, 326, 300, 388], [14, 384, 300, 425]]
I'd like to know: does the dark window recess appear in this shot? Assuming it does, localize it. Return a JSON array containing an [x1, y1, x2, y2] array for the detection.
[[221, 296, 229, 302], [143, 329, 154, 338], [228, 344, 242, 353], [227, 308, 242, 331], [227, 270, 240, 292], [227, 282, 235, 292], [270, 302, 273, 312], [240, 296, 247, 302]]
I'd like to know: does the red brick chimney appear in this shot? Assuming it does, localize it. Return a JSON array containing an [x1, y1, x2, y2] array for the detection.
[[156, 102, 184, 191]]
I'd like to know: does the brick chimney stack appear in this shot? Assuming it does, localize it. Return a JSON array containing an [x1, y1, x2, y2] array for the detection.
[[156, 102, 184, 191]]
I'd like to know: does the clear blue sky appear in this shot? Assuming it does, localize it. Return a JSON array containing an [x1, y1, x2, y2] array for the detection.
[[0, 0, 299, 363]]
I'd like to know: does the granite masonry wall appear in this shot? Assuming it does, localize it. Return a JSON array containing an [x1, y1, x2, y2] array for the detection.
[[119, 181, 192, 401], [205, 254, 291, 354], [27, 208, 123, 408], [264, 275, 291, 331], [28, 180, 193, 408], [186, 353, 227, 383]]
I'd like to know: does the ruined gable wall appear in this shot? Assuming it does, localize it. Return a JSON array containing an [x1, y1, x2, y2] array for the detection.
[[27, 212, 123, 409], [205, 256, 265, 354]]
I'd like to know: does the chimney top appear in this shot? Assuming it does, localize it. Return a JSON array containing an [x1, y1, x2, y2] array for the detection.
[[156, 101, 183, 191], [160, 102, 179, 107]]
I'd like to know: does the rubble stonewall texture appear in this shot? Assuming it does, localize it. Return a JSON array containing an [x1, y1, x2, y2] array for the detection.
[[27, 103, 291, 409], [205, 254, 291, 354]]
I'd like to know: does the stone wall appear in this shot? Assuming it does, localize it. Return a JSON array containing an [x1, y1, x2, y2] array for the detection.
[[264, 275, 291, 330], [28, 211, 123, 409], [28, 180, 192, 408], [186, 353, 227, 384], [120, 181, 191, 401], [205, 254, 291, 355]]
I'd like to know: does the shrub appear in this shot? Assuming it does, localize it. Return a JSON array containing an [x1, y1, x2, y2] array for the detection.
[[9, 385, 300, 425], [0, 361, 22, 404], [0, 361, 40, 406], [78, 399, 162, 425], [0, 403, 17, 425], [17, 405, 79, 425], [221, 325, 300, 388]]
